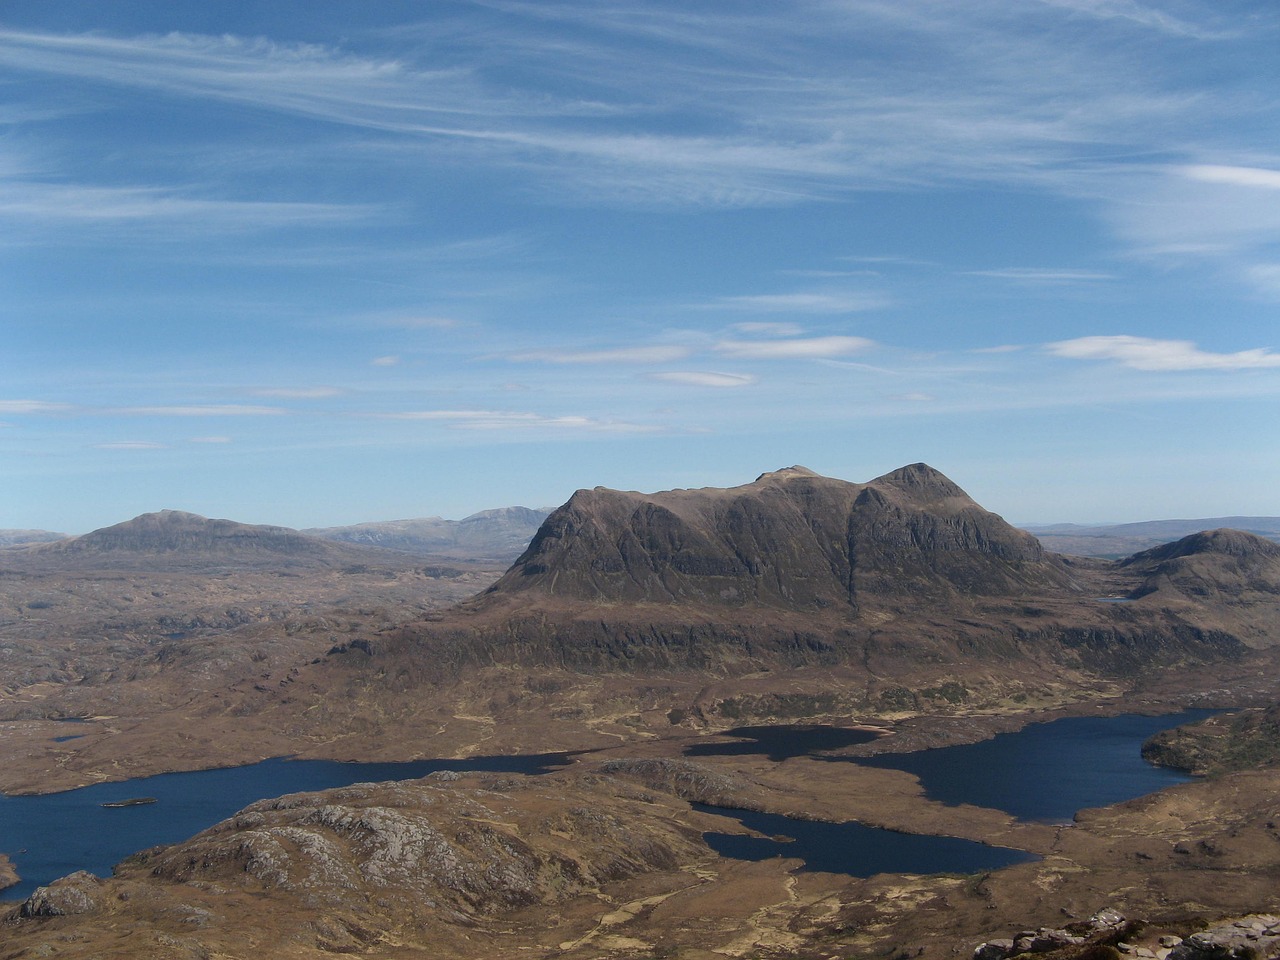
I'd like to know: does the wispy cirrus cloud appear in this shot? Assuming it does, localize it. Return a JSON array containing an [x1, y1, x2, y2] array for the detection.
[[1029, 0, 1233, 39], [0, 399, 74, 414], [648, 371, 756, 388], [715, 335, 874, 359], [1047, 335, 1280, 371], [251, 387, 344, 399], [376, 409, 657, 432], [709, 292, 888, 314], [0, 2, 1251, 212], [110, 404, 287, 417], [0, 181, 372, 230], [94, 440, 167, 450], [965, 267, 1116, 283], [1182, 164, 1280, 190], [508, 345, 691, 364]]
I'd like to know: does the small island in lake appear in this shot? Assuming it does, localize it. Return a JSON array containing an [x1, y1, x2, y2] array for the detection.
[[100, 797, 157, 809]]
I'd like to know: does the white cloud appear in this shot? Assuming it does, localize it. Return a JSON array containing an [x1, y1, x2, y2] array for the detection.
[[371, 355, 401, 366], [0, 181, 371, 230], [0, 399, 72, 414], [509, 345, 691, 364], [1182, 165, 1280, 190], [251, 386, 343, 398], [111, 405, 286, 416], [715, 336, 875, 359], [1030, 0, 1228, 39], [732, 322, 805, 337], [94, 440, 167, 450], [648, 371, 756, 388], [711, 292, 887, 314], [1, 5, 1233, 213], [965, 268, 1116, 283], [1047, 335, 1280, 371], [891, 392, 937, 402], [377, 409, 656, 432]]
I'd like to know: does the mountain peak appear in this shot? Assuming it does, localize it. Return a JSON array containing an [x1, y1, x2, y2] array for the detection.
[[872, 462, 967, 498], [754, 465, 821, 483]]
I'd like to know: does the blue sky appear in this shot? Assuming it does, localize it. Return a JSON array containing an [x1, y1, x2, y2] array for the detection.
[[3, 0, 1279, 533]]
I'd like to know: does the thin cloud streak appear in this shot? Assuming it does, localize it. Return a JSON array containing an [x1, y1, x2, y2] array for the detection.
[[1047, 335, 1280, 371], [648, 371, 756, 388], [508, 345, 691, 364], [715, 336, 875, 359], [110, 405, 288, 417], [375, 409, 657, 432]]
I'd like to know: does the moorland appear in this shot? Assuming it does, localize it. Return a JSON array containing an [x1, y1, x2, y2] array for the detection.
[[2, 464, 1279, 960]]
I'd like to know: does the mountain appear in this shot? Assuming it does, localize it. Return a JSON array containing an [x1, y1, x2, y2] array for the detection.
[[0, 529, 68, 547], [305, 506, 549, 562], [1110, 529, 1280, 646], [4, 510, 421, 572], [334, 464, 1273, 686], [488, 463, 1075, 610], [1025, 517, 1280, 559]]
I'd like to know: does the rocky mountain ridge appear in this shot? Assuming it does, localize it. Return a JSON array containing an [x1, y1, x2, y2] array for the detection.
[[486, 463, 1075, 610], [342, 464, 1278, 687]]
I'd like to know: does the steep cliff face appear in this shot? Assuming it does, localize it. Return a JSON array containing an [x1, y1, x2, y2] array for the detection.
[[487, 463, 1075, 610]]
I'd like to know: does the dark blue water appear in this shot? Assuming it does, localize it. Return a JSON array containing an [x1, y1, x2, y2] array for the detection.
[[0, 711, 1211, 900], [685, 724, 879, 761], [696, 805, 1035, 876], [0, 753, 569, 902], [856, 710, 1215, 823], [690, 710, 1211, 875]]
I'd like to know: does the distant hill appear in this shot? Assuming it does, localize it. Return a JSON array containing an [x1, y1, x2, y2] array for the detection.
[[305, 506, 549, 562], [1025, 517, 1280, 558], [0, 529, 68, 547], [2, 510, 419, 572]]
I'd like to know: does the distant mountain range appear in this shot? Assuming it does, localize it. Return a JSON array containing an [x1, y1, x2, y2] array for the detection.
[[1024, 517, 1280, 558], [0, 506, 551, 570], [6, 504, 1277, 567], [304, 507, 550, 561]]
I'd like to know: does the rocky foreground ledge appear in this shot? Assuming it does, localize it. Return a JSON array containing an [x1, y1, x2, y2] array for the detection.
[[976, 910, 1280, 960]]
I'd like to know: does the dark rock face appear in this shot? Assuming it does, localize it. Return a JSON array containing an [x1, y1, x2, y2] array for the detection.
[[489, 464, 1074, 610]]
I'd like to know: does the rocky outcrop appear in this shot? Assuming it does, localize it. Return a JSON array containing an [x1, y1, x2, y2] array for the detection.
[[134, 772, 708, 922], [598, 758, 757, 807], [1170, 916, 1280, 960], [975, 912, 1280, 960], [19, 871, 102, 917]]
